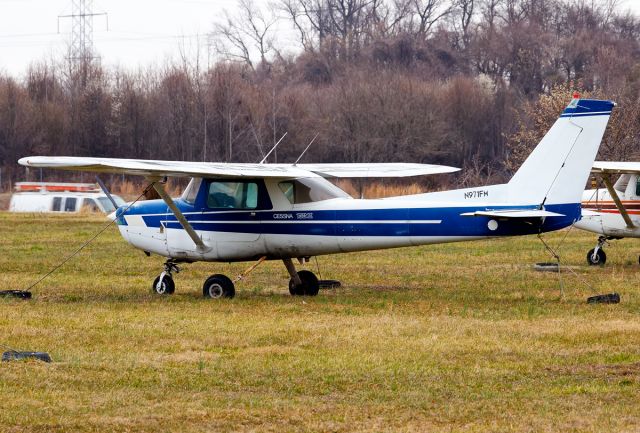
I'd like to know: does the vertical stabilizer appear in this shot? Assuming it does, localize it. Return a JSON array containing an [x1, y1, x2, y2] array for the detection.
[[507, 97, 615, 205]]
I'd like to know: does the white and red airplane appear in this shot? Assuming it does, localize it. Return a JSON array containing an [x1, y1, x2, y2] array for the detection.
[[19, 96, 615, 298], [576, 162, 640, 265]]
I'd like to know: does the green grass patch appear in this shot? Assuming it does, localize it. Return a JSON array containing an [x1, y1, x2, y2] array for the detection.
[[0, 212, 639, 432]]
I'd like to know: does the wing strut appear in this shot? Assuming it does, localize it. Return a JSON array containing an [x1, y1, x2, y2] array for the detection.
[[151, 180, 210, 252], [601, 174, 635, 229]]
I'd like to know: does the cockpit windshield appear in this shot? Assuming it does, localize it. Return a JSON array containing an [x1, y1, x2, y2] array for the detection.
[[182, 178, 202, 204], [278, 177, 352, 204], [614, 174, 630, 193]]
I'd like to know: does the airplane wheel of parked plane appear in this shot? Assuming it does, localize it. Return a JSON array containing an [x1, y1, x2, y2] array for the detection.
[[289, 270, 320, 296], [587, 248, 607, 266], [152, 275, 175, 295], [203, 274, 235, 299]]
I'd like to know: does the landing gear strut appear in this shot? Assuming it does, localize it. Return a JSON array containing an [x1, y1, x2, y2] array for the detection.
[[152, 260, 179, 295], [151, 257, 321, 298], [283, 258, 319, 296], [587, 236, 608, 266]]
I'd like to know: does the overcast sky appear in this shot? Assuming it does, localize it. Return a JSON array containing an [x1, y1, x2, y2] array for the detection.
[[1, 0, 639, 76], [0, 0, 243, 75]]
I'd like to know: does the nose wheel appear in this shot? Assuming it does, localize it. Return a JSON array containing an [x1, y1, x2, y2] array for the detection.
[[586, 236, 610, 266], [587, 247, 606, 266], [152, 261, 179, 295]]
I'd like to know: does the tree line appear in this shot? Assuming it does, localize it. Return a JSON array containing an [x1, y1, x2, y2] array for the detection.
[[1, 0, 640, 190]]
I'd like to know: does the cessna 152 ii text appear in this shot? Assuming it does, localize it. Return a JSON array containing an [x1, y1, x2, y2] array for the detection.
[[19, 96, 615, 299], [577, 161, 640, 265]]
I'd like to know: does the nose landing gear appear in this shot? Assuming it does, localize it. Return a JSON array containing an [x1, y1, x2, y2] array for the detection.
[[586, 236, 612, 266], [152, 260, 180, 295]]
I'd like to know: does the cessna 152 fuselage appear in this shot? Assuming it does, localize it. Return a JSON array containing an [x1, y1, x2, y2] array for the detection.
[[19, 97, 615, 299]]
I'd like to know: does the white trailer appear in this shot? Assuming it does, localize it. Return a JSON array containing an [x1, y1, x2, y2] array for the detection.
[[9, 182, 125, 214]]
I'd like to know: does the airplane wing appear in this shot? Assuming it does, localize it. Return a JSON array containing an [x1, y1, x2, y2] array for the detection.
[[460, 209, 565, 218], [592, 161, 640, 174], [590, 161, 637, 228], [18, 157, 459, 179], [294, 163, 459, 178]]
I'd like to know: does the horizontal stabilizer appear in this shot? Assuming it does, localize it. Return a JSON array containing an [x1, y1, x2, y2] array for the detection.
[[18, 157, 458, 179], [460, 209, 565, 218], [592, 161, 640, 175]]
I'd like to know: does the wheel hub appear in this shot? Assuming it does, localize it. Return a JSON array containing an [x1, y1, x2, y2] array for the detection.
[[208, 283, 224, 298]]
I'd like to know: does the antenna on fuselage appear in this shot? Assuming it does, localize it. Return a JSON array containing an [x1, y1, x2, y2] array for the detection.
[[259, 132, 288, 164], [294, 133, 319, 165]]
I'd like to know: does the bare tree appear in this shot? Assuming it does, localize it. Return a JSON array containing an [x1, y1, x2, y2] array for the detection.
[[409, 0, 452, 36], [280, 0, 329, 51], [212, 0, 279, 69]]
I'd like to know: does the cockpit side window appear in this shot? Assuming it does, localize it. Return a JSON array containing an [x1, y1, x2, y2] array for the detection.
[[636, 176, 640, 197], [207, 181, 259, 209]]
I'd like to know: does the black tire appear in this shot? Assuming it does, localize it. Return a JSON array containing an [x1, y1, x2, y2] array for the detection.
[[152, 274, 175, 295], [587, 248, 606, 266], [203, 274, 235, 299], [289, 270, 319, 296]]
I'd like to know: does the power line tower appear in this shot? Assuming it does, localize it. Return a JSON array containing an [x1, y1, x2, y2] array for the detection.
[[59, 0, 107, 66]]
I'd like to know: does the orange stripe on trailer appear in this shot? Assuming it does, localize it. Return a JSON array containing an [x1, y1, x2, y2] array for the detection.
[[14, 182, 99, 193]]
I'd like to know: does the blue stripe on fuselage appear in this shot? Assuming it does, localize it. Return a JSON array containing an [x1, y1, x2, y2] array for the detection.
[[120, 200, 581, 238]]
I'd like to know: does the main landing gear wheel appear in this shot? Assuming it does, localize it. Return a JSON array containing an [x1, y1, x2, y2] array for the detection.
[[152, 260, 179, 295], [289, 270, 320, 296], [203, 274, 235, 299], [587, 248, 607, 266]]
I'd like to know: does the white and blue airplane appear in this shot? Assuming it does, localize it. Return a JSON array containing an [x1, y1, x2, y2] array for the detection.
[[19, 96, 615, 299]]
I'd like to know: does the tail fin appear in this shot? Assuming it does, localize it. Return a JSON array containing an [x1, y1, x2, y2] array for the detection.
[[507, 97, 615, 206]]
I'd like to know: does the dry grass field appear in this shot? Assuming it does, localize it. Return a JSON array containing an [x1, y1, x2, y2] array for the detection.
[[1, 211, 639, 432]]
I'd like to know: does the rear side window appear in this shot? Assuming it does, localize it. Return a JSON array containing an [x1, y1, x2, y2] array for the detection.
[[64, 197, 77, 212], [52, 197, 62, 211], [207, 181, 258, 209], [278, 178, 351, 204]]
